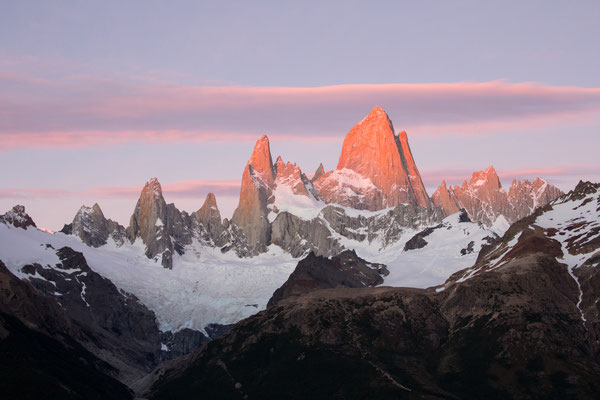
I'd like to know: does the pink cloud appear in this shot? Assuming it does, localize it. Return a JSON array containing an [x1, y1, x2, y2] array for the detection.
[[0, 180, 242, 200], [2, 76, 600, 149], [0, 130, 342, 150], [89, 180, 241, 198]]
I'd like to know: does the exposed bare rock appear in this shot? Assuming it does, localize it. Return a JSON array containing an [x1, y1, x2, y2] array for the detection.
[[19, 247, 162, 383], [231, 136, 275, 255], [311, 162, 325, 183], [143, 182, 600, 399], [431, 180, 460, 216], [267, 250, 388, 307], [0, 205, 36, 229], [0, 260, 134, 398], [61, 203, 126, 247], [126, 178, 194, 268], [432, 166, 564, 226], [271, 204, 444, 258], [192, 192, 228, 247], [314, 106, 430, 210]]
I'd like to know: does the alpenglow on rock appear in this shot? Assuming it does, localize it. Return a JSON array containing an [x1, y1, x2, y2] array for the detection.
[[432, 166, 564, 226], [313, 106, 430, 210], [230, 135, 321, 255]]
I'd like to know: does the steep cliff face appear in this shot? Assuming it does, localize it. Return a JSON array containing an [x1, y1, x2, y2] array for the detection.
[[126, 178, 194, 269], [432, 167, 564, 226], [311, 163, 325, 183], [193, 193, 227, 247], [314, 106, 430, 210], [231, 135, 275, 255], [230, 136, 323, 256]]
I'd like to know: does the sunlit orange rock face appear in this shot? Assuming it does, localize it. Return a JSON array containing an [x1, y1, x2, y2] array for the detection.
[[275, 156, 310, 197], [231, 135, 275, 251], [432, 166, 564, 226], [314, 106, 430, 210], [231, 136, 318, 253], [431, 180, 460, 216]]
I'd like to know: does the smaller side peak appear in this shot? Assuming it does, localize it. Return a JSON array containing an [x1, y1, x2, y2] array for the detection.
[[311, 163, 326, 183], [92, 203, 103, 214], [397, 130, 408, 141], [1, 205, 37, 229], [441, 179, 447, 188]]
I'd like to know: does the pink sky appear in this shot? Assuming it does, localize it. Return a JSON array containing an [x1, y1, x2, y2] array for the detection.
[[1, 78, 599, 229]]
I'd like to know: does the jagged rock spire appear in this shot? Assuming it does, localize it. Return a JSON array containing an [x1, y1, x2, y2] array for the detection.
[[315, 106, 430, 210], [126, 178, 174, 268], [311, 163, 325, 183], [231, 137, 275, 254]]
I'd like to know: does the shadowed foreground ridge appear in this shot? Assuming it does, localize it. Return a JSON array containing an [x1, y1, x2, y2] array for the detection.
[[144, 182, 600, 399]]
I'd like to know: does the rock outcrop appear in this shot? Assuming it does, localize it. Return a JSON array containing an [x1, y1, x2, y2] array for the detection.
[[231, 136, 275, 255], [0, 205, 36, 229], [61, 203, 126, 247], [314, 106, 430, 210], [267, 250, 388, 307], [230, 136, 322, 256], [0, 260, 134, 399], [142, 182, 600, 399], [19, 247, 162, 383], [311, 163, 325, 183], [126, 178, 194, 269], [432, 166, 563, 226], [192, 193, 227, 247]]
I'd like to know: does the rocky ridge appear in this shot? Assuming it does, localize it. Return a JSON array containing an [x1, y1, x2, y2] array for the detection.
[[142, 181, 600, 399], [432, 166, 563, 226], [267, 249, 389, 307], [58, 108, 563, 265], [0, 205, 36, 229]]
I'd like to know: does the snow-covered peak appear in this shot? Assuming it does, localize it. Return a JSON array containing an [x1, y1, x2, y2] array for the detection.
[[0, 205, 37, 229]]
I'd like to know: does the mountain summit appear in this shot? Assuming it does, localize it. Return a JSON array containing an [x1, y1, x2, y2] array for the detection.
[[432, 167, 563, 226], [314, 106, 430, 210]]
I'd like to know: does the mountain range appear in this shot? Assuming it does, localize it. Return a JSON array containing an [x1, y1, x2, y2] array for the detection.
[[1, 106, 588, 399]]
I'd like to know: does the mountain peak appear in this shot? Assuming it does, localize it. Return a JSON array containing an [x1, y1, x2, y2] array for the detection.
[[203, 192, 218, 208], [312, 163, 325, 183], [248, 135, 274, 180], [143, 177, 163, 197], [356, 106, 394, 133], [469, 166, 501, 189], [316, 107, 429, 210], [0, 205, 37, 229]]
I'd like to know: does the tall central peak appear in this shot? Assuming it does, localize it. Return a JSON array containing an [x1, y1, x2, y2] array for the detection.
[[248, 135, 275, 184], [317, 106, 430, 210]]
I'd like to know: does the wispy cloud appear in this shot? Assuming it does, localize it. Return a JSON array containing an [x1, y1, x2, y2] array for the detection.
[[2, 75, 600, 149], [0, 179, 241, 200]]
